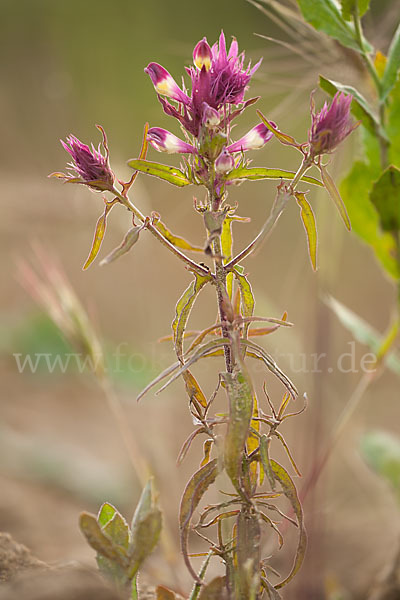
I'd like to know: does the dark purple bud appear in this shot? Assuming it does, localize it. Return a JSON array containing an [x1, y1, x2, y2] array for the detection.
[[58, 127, 114, 191], [309, 92, 358, 157]]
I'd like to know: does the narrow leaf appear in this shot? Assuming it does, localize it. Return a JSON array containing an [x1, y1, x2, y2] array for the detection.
[[381, 23, 400, 102], [100, 226, 141, 266], [233, 270, 255, 341], [156, 586, 177, 600], [295, 192, 318, 270], [127, 159, 191, 187], [225, 166, 323, 187], [184, 370, 208, 409], [320, 164, 351, 230], [200, 439, 214, 467], [172, 274, 211, 360], [83, 202, 114, 270], [180, 459, 219, 581], [271, 460, 307, 589], [155, 219, 203, 252], [260, 435, 276, 490], [243, 340, 298, 399], [257, 111, 302, 147], [223, 371, 254, 492]]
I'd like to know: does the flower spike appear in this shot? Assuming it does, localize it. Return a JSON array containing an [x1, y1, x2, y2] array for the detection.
[[227, 123, 273, 153], [147, 128, 196, 154]]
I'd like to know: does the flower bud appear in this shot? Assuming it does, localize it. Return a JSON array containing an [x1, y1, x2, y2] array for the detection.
[[144, 63, 190, 104], [202, 102, 220, 128], [58, 132, 114, 191], [309, 92, 357, 157], [215, 147, 235, 174], [193, 38, 212, 71], [147, 127, 196, 154], [227, 123, 273, 153]]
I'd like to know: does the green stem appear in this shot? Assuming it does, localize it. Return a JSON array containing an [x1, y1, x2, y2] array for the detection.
[[131, 574, 138, 600], [112, 187, 209, 277], [352, 9, 382, 95]]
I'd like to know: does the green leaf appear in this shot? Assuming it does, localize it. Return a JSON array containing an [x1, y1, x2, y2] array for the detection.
[[369, 165, 400, 231], [295, 192, 318, 271], [172, 274, 211, 360], [83, 202, 114, 270], [360, 430, 400, 503], [179, 459, 219, 581], [127, 159, 191, 187], [225, 166, 323, 187], [260, 435, 276, 491], [97, 503, 117, 528], [79, 512, 128, 566], [271, 460, 307, 589], [319, 76, 386, 139], [324, 295, 400, 376], [387, 78, 400, 167], [223, 371, 254, 492], [100, 226, 141, 266], [233, 270, 255, 341], [340, 162, 399, 278], [340, 0, 370, 21], [243, 339, 298, 399], [381, 23, 400, 102], [103, 513, 130, 549], [320, 164, 351, 230], [129, 479, 162, 578], [155, 220, 203, 252], [257, 110, 302, 147], [296, 0, 371, 52]]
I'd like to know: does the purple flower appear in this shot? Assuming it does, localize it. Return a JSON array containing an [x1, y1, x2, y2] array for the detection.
[[227, 123, 273, 153], [147, 127, 196, 154], [215, 147, 235, 174], [56, 127, 115, 191], [309, 92, 357, 157], [144, 63, 190, 105], [145, 31, 261, 137]]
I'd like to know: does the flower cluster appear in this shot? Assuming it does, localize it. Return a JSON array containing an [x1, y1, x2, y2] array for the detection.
[[145, 31, 273, 169]]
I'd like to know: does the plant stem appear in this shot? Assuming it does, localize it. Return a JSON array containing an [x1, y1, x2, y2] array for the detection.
[[225, 157, 312, 270], [131, 574, 138, 600], [352, 9, 382, 95], [112, 188, 209, 277]]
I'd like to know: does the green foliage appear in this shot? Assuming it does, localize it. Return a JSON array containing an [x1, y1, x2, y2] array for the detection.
[[381, 23, 400, 102], [127, 159, 192, 187], [360, 430, 400, 503], [80, 480, 161, 592], [325, 295, 400, 376], [340, 0, 370, 21], [296, 0, 372, 52], [340, 162, 399, 278], [369, 165, 400, 232], [225, 166, 323, 187]]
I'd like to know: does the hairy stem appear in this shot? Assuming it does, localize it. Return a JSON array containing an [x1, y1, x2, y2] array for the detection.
[[112, 188, 209, 276]]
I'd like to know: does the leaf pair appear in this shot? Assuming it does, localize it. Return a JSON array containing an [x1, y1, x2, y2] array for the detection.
[[80, 479, 162, 588]]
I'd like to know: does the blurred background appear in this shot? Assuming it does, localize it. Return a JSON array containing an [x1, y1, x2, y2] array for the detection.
[[1, 0, 399, 598]]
